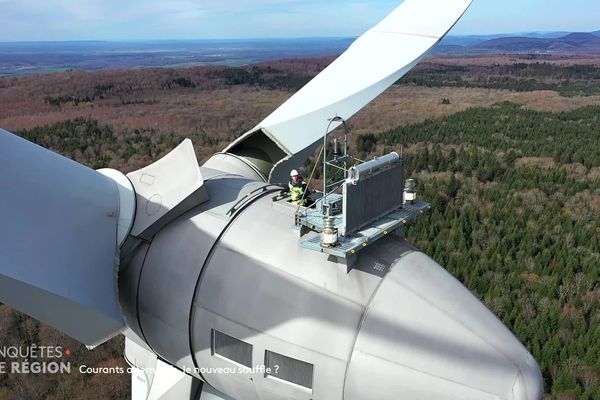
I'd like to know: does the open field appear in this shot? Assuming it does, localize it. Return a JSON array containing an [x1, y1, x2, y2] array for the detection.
[[2, 54, 600, 165], [3, 84, 599, 142]]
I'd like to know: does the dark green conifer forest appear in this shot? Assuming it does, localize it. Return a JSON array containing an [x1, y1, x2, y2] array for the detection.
[[11, 101, 600, 399], [380, 103, 600, 399]]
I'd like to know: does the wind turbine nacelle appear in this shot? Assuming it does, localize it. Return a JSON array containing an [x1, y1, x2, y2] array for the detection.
[[1, 127, 542, 400], [118, 155, 543, 400]]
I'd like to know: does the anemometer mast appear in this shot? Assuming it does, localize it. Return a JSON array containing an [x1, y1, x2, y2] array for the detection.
[[290, 117, 429, 270], [321, 116, 349, 218]]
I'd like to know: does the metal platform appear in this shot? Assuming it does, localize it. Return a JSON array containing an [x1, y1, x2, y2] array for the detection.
[[300, 200, 430, 260], [296, 193, 344, 231]]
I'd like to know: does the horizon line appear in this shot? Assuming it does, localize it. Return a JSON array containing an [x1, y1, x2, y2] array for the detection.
[[0, 29, 598, 45]]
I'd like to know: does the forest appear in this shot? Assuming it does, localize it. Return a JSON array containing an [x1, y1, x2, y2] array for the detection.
[[367, 102, 600, 399], [402, 61, 600, 97], [10, 101, 599, 399], [1, 54, 599, 399]]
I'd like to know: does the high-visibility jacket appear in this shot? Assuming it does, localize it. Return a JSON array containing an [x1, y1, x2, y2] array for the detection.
[[289, 179, 308, 206]]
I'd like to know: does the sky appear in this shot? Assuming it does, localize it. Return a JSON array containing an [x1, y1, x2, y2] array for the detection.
[[0, 0, 598, 42]]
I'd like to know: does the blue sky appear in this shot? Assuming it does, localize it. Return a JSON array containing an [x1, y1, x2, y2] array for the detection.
[[0, 0, 598, 42]]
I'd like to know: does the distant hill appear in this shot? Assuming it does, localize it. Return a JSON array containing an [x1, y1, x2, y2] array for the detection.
[[2, 31, 600, 76], [441, 35, 506, 47], [518, 32, 571, 39], [0, 38, 355, 76], [469, 32, 600, 54]]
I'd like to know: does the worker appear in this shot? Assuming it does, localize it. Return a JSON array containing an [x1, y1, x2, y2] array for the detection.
[[288, 169, 308, 206]]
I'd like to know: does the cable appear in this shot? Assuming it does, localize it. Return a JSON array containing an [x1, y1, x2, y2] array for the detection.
[[296, 145, 324, 214]]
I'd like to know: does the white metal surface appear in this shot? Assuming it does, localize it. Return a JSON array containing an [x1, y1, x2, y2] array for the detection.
[[147, 360, 193, 400], [97, 168, 136, 247], [321, 231, 338, 247], [344, 251, 544, 400], [134, 170, 271, 374], [125, 336, 157, 400], [347, 152, 400, 184], [199, 385, 236, 400], [0, 129, 125, 346], [126, 336, 203, 400], [184, 190, 542, 400], [190, 193, 385, 400], [131, 367, 150, 400], [225, 0, 473, 181], [127, 139, 209, 240], [203, 153, 266, 182], [404, 191, 417, 203]]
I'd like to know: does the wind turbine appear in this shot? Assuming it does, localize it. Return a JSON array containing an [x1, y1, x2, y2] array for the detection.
[[0, 1, 544, 399]]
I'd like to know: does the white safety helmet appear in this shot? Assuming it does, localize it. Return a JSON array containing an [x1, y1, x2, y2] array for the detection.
[[290, 169, 299, 177]]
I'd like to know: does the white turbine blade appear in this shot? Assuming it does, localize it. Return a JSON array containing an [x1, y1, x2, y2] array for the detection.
[[224, 0, 472, 182], [0, 129, 125, 346], [0, 130, 208, 347], [258, 0, 473, 155]]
